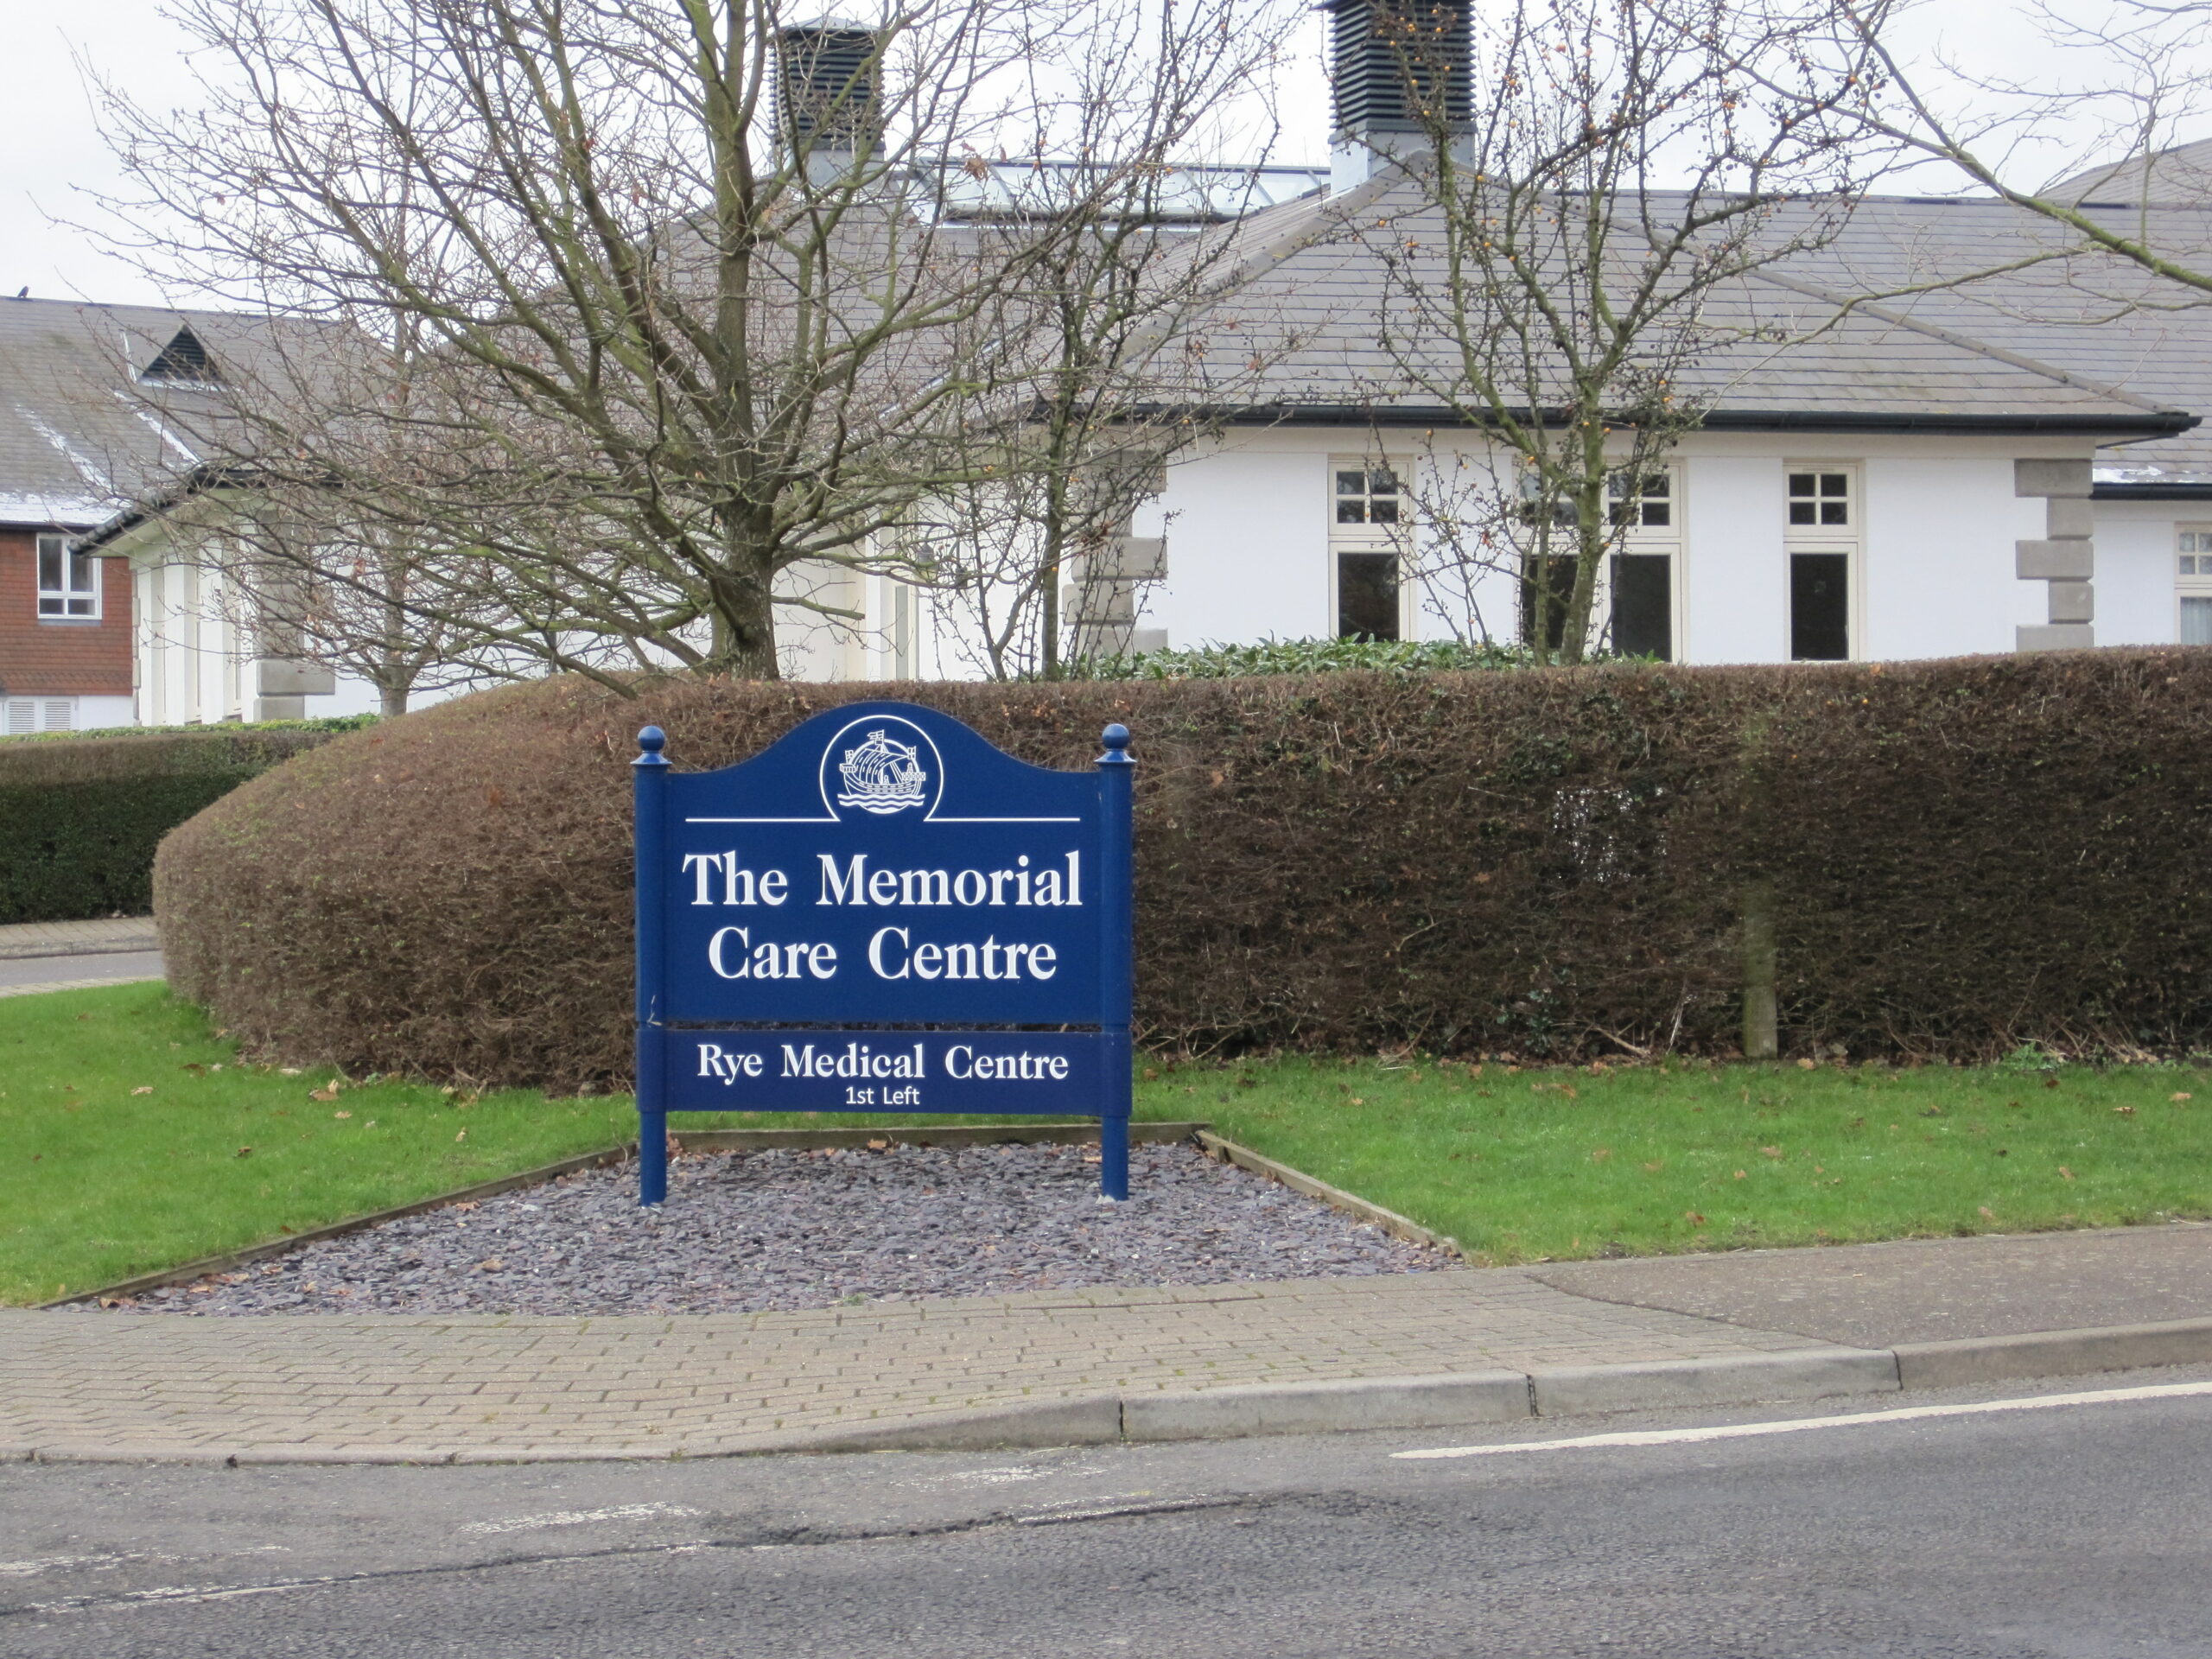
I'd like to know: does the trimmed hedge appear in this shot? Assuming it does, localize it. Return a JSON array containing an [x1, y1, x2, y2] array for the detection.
[[156, 652, 2212, 1089], [0, 727, 353, 923]]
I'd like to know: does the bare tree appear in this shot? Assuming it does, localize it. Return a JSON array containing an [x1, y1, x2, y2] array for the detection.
[[1344, 0, 1875, 663], [92, 0, 1278, 683], [1728, 0, 2212, 295]]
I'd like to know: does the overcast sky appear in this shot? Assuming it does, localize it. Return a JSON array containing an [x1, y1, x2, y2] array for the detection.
[[0, 0, 2158, 311]]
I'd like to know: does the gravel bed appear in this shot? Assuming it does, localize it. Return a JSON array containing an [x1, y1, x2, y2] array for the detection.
[[91, 1141, 1447, 1316]]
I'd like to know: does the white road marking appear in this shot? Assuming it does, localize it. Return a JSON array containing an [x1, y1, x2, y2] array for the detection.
[[0, 1553, 160, 1579], [1394, 1378, 2212, 1461], [461, 1503, 701, 1535]]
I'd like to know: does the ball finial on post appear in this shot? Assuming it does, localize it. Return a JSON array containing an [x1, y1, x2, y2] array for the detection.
[[1099, 722, 1132, 761]]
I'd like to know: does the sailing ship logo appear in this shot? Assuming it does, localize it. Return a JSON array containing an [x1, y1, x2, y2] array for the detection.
[[835, 728, 928, 815]]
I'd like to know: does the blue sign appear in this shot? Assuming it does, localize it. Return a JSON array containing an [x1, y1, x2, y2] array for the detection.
[[632, 702, 1135, 1204]]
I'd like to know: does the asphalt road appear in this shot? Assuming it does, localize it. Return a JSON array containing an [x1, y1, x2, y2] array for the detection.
[[4, 1365, 2210, 1658], [0, 950, 163, 992]]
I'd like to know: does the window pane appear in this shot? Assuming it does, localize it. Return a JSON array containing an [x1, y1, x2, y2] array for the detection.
[[2185, 534, 2201, 553], [1369, 500, 1399, 524], [1788, 473, 1815, 496], [1338, 552, 1399, 640], [1641, 502, 1670, 527], [1821, 502, 1848, 525], [2184, 556, 2199, 575], [1791, 553, 1850, 660], [1336, 500, 1366, 524], [37, 539, 61, 590], [1368, 470, 1399, 495], [1336, 471, 1364, 495], [1789, 502, 1816, 525], [68, 550, 91, 594], [1643, 473, 1669, 498], [2185, 596, 2212, 646], [1820, 474, 1849, 496], [67, 597, 93, 617]]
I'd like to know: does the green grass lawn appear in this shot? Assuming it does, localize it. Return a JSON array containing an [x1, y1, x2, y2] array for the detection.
[[8, 982, 2212, 1302], [1157, 1054, 2212, 1265]]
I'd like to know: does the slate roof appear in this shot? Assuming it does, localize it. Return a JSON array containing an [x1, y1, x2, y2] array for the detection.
[[1147, 167, 2196, 452], [0, 297, 323, 530]]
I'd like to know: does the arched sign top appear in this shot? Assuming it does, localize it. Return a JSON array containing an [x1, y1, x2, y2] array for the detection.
[[631, 701, 1136, 1206]]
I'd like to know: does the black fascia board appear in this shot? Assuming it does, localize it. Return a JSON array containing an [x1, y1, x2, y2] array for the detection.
[[1124, 403, 2200, 439], [2094, 480, 2212, 499]]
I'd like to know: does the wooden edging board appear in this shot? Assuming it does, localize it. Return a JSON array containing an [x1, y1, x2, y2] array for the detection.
[[36, 1121, 1213, 1308], [1195, 1130, 1465, 1260]]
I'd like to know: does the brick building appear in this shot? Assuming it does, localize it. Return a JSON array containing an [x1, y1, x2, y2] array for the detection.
[[0, 296, 321, 730]]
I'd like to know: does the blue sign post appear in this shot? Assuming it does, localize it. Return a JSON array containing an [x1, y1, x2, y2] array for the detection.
[[632, 703, 1135, 1204]]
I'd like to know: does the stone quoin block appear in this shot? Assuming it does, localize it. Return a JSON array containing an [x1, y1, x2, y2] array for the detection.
[[2016, 539, 2094, 581], [2014, 458, 2094, 499], [2045, 496, 2096, 539], [2048, 581, 2096, 624], [2018, 623, 2096, 652]]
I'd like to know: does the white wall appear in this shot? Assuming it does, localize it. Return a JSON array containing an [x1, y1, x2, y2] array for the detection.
[[2093, 499, 2190, 646], [1147, 443, 1329, 647], [1681, 456, 1789, 664], [1861, 456, 2044, 660]]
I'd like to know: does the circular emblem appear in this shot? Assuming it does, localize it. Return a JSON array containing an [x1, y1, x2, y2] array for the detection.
[[819, 716, 944, 819]]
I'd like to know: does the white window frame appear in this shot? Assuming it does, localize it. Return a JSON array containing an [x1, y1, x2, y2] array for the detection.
[[2176, 526, 2212, 645], [1328, 455, 1411, 639], [35, 533, 100, 620], [1599, 462, 1685, 659], [1783, 461, 1862, 661]]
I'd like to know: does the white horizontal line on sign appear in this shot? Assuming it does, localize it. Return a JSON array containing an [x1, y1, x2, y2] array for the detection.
[[681, 816, 1085, 824], [1391, 1378, 2212, 1461]]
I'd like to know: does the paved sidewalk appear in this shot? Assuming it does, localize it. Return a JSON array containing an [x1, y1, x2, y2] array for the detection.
[[0, 916, 158, 959], [0, 1270, 1832, 1460], [4, 1223, 2206, 1463]]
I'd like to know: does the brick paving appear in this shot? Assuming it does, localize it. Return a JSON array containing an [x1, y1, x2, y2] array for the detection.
[[0, 1269, 1837, 1459], [0, 917, 158, 959]]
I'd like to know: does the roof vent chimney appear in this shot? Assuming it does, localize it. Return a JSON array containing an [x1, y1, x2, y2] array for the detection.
[[778, 17, 884, 179], [1325, 0, 1471, 193]]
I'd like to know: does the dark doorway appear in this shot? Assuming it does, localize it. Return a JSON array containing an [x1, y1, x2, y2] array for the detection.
[[1611, 554, 1672, 660], [1790, 553, 1849, 660], [1337, 551, 1400, 640], [1518, 555, 1580, 651]]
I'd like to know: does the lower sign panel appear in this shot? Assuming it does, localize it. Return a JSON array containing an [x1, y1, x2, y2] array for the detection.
[[652, 1027, 1107, 1115]]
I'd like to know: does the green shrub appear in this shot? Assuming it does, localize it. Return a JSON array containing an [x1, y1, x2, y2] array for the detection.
[[0, 727, 355, 923], [1069, 637, 1534, 678], [152, 652, 2212, 1089]]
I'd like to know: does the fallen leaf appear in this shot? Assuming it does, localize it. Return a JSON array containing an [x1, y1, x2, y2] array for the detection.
[[334, 1110, 352, 1120], [308, 1085, 340, 1103], [2171, 1092, 2193, 1103], [1642, 1160, 1664, 1172], [2060, 1165, 2075, 1181], [182, 1063, 206, 1075], [235, 1147, 252, 1159], [867, 1138, 889, 1150], [280, 1067, 302, 1077], [2114, 1105, 2137, 1116], [1590, 1147, 1611, 1162], [1759, 1146, 1783, 1158], [1684, 1211, 1707, 1225], [478, 1259, 504, 1273], [130, 1085, 153, 1096], [1978, 1206, 1995, 1219], [1733, 1169, 1748, 1179], [455, 1130, 467, 1142], [1796, 1058, 1816, 1071], [1350, 1096, 1366, 1106]]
